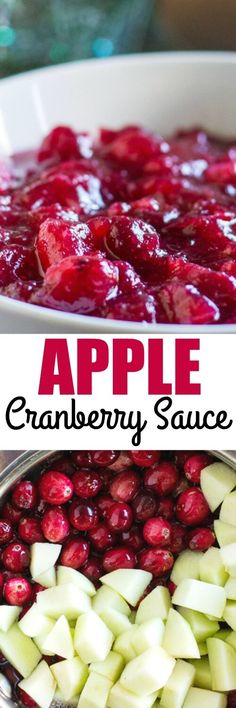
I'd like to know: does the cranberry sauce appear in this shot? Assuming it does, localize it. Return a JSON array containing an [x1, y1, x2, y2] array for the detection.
[[2, 125, 236, 323]]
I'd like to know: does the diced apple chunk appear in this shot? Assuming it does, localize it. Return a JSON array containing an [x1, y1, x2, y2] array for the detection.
[[113, 629, 137, 663], [78, 672, 112, 708], [19, 660, 56, 708], [120, 647, 175, 695], [199, 548, 228, 586], [57, 565, 96, 596], [100, 569, 152, 606], [183, 687, 227, 708], [51, 656, 88, 701], [160, 659, 195, 708], [135, 587, 170, 624], [37, 583, 91, 619], [33, 620, 56, 656], [214, 520, 236, 547], [18, 603, 53, 638], [30, 542, 61, 579], [34, 567, 56, 588], [108, 681, 157, 708], [0, 623, 41, 678], [220, 543, 236, 577], [43, 614, 74, 659], [191, 657, 212, 690], [172, 579, 226, 619], [224, 577, 236, 600], [89, 651, 125, 683], [74, 611, 113, 664], [170, 551, 203, 586], [0, 606, 21, 632], [163, 609, 200, 659], [92, 586, 130, 617], [200, 462, 236, 512], [226, 630, 236, 650], [223, 601, 236, 630], [220, 491, 236, 527], [132, 618, 165, 655], [207, 637, 236, 691], [100, 608, 132, 637], [198, 642, 208, 656], [178, 608, 219, 642]]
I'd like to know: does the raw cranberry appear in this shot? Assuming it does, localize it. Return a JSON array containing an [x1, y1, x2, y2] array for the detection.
[[107, 452, 132, 472], [88, 523, 116, 551], [71, 451, 92, 467], [0, 572, 4, 594], [2, 501, 22, 524], [121, 524, 144, 551], [18, 517, 43, 544], [109, 470, 140, 502], [139, 548, 174, 576], [41, 506, 70, 542], [157, 497, 174, 520], [176, 488, 210, 526], [183, 453, 212, 484], [60, 538, 90, 569], [2, 542, 30, 572], [96, 494, 114, 519], [173, 477, 190, 498], [169, 524, 188, 554], [143, 517, 172, 547], [17, 687, 37, 708], [82, 556, 103, 582], [168, 580, 177, 595], [144, 462, 179, 496], [49, 456, 74, 475], [132, 492, 157, 522], [131, 451, 161, 467], [38, 470, 73, 505], [98, 470, 112, 490], [3, 577, 32, 606], [106, 502, 133, 532], [174, 451, 194, 467], [103, 546, 136, 572], [12, 480, 37, 510], [30, 583, 45, 602], [89, 451, 119, 467], [188, 527, 215, 551], [0, 519, 13, 544], [69, 500, 98, 531], [72, 470, 102, 498]]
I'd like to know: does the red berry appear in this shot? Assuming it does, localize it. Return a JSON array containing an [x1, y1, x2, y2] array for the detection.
[[184, 453, 212, 485], [69, 500, 98, 531], [88, 523, 116, 551], [168, 580, 177, 595], [3, 577, 32, 606], [89, 451, 119, 467], [139, 548, 174, 576], [188, 527, 215, 551], [176, 488, 210, 526], [143, 517, 172, 547], [144, 462, 179, 496], [96, 494, 114, 519], [43, 254, 119, 311], [131, 451, 161, 467], [103, 546, 136, 572], [169, 524, 187, 554], [109, 470, 140, 502], [39, 470, 73, 505], [0, 519, 13, 544], [2, 501, 22, 524], [107, 452, 132, 472], [71, 451, 92, 467], [121, 525, 144, 551], [106, 502, 133, 532], [17, 687, 37, 708], [132, 492, 157, 522], [18, 517, 43, 544], [105, 216, 160, 270], [0, 572, 4, 594], [157, 497, 174, 520], [2, 542, 30, 572], [72, 470, 102, 498], [12, 480, 37, 510], [30, 583, 45, 602], [41, 506, 70, 542], [82, 556, 103, 582], [60, 538, 90, 569]]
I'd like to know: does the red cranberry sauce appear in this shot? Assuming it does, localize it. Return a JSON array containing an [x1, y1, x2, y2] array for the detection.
[[2, 125, 236, 323]]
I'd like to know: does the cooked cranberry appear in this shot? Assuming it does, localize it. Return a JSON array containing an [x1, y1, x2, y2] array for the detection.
[[139, 548, 174, 576], [188, 527, 215, 551], [89, 451, 119, 467], [0, 519, 13, 544], [176, 488, 210, 526], [38, 470, 73, 505], [183, 453, 212, 484], [131, 451, 161, 467], [144, 462, 179, 496], [169, 524, 188, 554], [143, 517, 172, 547], [105, 216, 160, 270], [60, 538, 90, 568], [82, 556, 103, 582], [18, 517, 43, 544], [109, 470, 140, 502], [69, 500, 98, 531], [42, 254, 118, 311], [2, 501, 22, 524], [2, 542, 30, 572], [132, 492, 157, 522], [157, 497, 175, 520], [3, 577, 32, 606], [88, 523, 116, 551], [38, 126, 83, 162], [96, 494, 114, 519], [72, 470, 102, 498], [121, 524, 144, 551], [106, 502, 133, 532], [103, 546, 136, 572], [41, 506, 70, 542], [12, 480, 37, 510]]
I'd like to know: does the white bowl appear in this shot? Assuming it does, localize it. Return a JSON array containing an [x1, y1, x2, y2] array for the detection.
[[1, 51, 236, 333]]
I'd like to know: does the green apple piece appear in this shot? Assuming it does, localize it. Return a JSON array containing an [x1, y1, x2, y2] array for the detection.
[[120, 646, 175, 695], [100, 569, 152, 606], [198, 642, 208, 656], [170, 551, 203, 586], [191, 657, 211, 690], [200, 462, 236, 512], [100, 608, 132, 637], [160, 659, 195, 708], [18, 603, 53, 638], [199, 548, 228, 586], [220, 490, 236, 526], [54, 687, 79, 706], [34, 567, 56, 588], [33, 619, 55, 656], [51, 656, 88, 701], [113, 629, 137, 662], [74, 611, 113, 664], [178, 608, 219, 642], [0, 605, 21, 632], [90, 651, 125, 683], [57, 565, 96, 596], [108, 682, 159, 708], [30, 542, 61, 579], [0, 623, 41, 678], [132, 618, 165, 655], [226, 631, 236, 650], [223, 601, 236, 629], [19, 660, 56, 708], [78, 672, 112, 708], [183, 687, 227, 708], [37, 583, 91, 619], [129, 611, 136, 624], [214, 520, 236, 547], [172, 580, 226, 619], [135, 587, 170, 624], [224, 577, 236, 600], [163, 609, 200, 659], [207, 637, 236, 691], [92, 586, 130, 617], [42, 614, 74, 659], [220, 543, 236, 577], [214, 629, 231, 640]]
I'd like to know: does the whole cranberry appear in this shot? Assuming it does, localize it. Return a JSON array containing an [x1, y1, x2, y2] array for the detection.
[[49, 456, 74, 475], [157, 497, 174, 520], [132, 492, 157, 522], [169, 524, 187, 554], [228, 692, 236, 708], [105, 216, 160, 270], [109, 470, 140, 502], [18, 517, 43, 544], [176, 488, 210, 526], [30, 583, 45, 603], [17, 687, 37, 708], [103, 546, 136, 572], [39, 470, 73, 505], [12, 480, 37, 510], [174, 451, 193, 467], [71, 451, 92, 467], [3, 577, 32, 606], [0, 519, 13, 544], [188, 527, 215, 551], [89, 451, 119, 467], [98, 470, 112, 490], [168, 580, 177, 595], [144, 462, 179, 496], [139, 548, 174, 576], [69, 500, 98, 531], [107, 452, 132, 473], [2, 542, 30, 572], [89, 523, 116, 551], [0, 572, 4, 595], [72, 470, 102, 498], [106, 502, 133, 532], [96, 494, 114, 519], [143, 517, 172, 547], [60, 538, 90, 569], [121, 524, 144, 551], [82, 556, 103, 582], [131, 451, 161, 467], [2, 501, 22, 524], [173, 477, 190, 498], [184, 453, 212, 485], [41, 506, 70, 542]]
